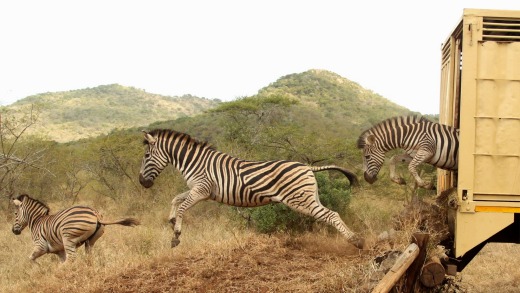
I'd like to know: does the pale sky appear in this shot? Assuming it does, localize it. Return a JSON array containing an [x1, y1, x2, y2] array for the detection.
[[1, 1, 519, 114]]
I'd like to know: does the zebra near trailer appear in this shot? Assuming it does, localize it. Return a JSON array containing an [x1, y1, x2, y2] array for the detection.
[[11, 194, 140, 263], [357, 115, 459, 189], [138, 129, 363, 249]]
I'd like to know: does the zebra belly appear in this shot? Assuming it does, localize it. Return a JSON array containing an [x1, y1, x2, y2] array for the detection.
[[428, 154, 458, 170], [212, 189, 274, 207]]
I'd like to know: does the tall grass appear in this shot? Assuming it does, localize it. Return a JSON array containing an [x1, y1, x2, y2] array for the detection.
[[2, 184, 520, 292], [0, 196, 244, 292]]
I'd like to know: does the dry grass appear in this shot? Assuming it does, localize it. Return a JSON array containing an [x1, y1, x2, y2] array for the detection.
[[2, 189, 520, 292], [459, 243, 520, 293]]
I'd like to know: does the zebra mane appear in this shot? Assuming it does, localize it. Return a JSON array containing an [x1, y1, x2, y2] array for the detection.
[[357, 115, 428, 148], [16, 194, 50, 215], [145, 129, 215, 150]]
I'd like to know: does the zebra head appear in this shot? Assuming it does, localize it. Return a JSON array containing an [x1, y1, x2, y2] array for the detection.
[[12, 194, 49, 235], [139, 130, 169, 188], [357, 132, 385, 184]]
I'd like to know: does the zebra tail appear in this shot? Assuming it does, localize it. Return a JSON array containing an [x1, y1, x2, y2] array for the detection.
[[98, 218, 141, 227], [310, 165, 360, 187]]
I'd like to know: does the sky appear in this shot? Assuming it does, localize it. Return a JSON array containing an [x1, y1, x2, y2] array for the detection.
[[1, 1, 520, 114]]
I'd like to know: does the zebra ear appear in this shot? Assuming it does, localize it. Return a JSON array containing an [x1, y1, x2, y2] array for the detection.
[[13, 199, 22, 207], [365, 134, 376, 146], [142, 131, 157, 145]]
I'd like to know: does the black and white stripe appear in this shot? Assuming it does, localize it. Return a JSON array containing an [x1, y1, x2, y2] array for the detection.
[[139, 129, 362, 248], [12, 194, 140, 263], [357, 116, 459, 189]]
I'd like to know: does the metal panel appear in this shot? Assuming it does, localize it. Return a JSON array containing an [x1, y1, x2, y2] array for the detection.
[[441, 9, 520, 257], [455, 211, 513, 256], [473, 42, 520, 197]]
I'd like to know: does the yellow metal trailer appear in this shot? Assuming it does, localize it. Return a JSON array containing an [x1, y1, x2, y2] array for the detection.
[[438, 8, 520, 270]]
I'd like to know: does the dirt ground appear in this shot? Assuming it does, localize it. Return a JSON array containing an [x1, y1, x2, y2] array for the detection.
[[92, 235, 370, 293]]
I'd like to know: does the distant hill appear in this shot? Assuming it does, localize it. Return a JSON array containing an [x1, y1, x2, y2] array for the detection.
[[2, 84, 220, 142], [1, 70, 420, 143], [258, 69, 416, 132]]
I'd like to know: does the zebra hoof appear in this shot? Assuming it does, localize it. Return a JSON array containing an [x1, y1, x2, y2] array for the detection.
[[392, 177, 406, 185], [350, 237, 366, 250], [171, 239, 180, 248]]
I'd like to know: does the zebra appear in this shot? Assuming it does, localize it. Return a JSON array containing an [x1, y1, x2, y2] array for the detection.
[[11, 194, 140, 263], [138, 129, 364, 249], [357, 115, 459, 189]]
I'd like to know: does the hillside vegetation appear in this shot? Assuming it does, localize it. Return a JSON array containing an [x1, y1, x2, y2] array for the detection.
[[2, 84, 220, 142], [259, 69, 413, 128]]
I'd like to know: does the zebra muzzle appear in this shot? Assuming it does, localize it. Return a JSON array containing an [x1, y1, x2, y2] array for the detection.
[[139, 174, 154, 188], [364, 172, 377, 184], [12, 227, 21, 235]]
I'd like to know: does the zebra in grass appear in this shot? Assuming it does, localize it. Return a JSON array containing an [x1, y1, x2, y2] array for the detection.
[[12, 194, 140, 263], [139, 129, 364, 248], [357, 116, 459, 189]]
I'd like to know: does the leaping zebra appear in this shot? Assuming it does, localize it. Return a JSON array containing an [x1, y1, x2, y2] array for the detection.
[[138, 129, 363, 248], [12, 194, 140, 263], [357, 116, 459, 189]]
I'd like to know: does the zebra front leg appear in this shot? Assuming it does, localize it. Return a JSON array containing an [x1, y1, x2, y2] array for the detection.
[[389, 153, 412, 185], [57, 250, 67, 262], [408, 150, 435, 190], [171, 189, 209, 248], [168, 191, 190, 229], [29, 246, 47, 263]]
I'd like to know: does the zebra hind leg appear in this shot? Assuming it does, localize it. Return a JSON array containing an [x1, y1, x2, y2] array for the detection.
[[283, 192, 365, 249], [321, 209, 365, 249], [62, 235, 79, 263], [85, 224, 105, 254]]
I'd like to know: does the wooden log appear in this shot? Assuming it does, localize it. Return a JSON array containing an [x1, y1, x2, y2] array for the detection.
[[371, 243, 420, 293], [404, 233, 429, 292], [420, 256, 446, 288]]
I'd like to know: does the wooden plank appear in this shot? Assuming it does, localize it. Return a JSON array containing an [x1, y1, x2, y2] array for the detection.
[[371, 243, 420, 293]]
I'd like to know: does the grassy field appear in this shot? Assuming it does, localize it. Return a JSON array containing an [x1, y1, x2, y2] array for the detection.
[[459, 243, 520, 293], [2, 188, 520, 292]]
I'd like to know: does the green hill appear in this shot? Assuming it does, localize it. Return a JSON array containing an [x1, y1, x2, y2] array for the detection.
[[1, 70, 421, 143], [3, 84, 220, 142], [259, 69, 415, 129]]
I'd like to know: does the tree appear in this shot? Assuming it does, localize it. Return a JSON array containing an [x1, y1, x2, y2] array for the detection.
[[0, 106, 50, 208]]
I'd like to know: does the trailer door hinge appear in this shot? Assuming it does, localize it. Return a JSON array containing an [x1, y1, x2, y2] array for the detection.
[[460, 200, 476, 213]]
